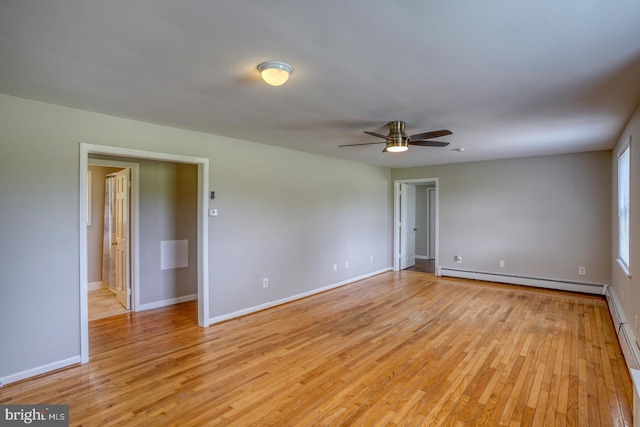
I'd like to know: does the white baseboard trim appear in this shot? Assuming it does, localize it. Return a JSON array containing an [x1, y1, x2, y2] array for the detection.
[[0, 356, 80, 387], [415, 255, 428, 260], [440, 268, 607, 295], [138, 294, 197, 312], [88, 281, 103, 291], [605, 286, 640, 370], [209, 268, 392, 325]]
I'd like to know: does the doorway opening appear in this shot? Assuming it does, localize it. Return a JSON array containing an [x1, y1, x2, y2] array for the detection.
[[393, 178, 439, 275], [87, 161, 136, 321], [79, 143, 210, 363]]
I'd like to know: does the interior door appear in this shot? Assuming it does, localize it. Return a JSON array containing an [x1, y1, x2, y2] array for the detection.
[[400, 183, 416, 269], [114, 168, 131, 310]]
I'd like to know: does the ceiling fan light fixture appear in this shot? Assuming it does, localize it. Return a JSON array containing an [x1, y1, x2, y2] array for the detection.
[[385, 140, 409, 153], [257, 61, 293, 86]]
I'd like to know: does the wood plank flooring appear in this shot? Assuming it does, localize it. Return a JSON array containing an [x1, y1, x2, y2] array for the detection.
[[88, 287, 129, 321], [405, 259, 435, 274], [0, 272, 632, 426]]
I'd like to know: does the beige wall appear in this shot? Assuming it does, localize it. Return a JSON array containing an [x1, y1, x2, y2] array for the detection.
[[87, 165, 122, 284], [610, 102, 640, 342], [392, 151, 612, 284], [0, 93, 391, 380], [137, 160, 198, 304], [88, 158, 199, 303]]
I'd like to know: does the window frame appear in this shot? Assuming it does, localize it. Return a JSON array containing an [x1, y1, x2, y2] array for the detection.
[[617, 137, 631, 278]]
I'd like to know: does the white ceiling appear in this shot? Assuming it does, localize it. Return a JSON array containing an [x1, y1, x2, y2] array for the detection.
[[1, 1, 640, 168]]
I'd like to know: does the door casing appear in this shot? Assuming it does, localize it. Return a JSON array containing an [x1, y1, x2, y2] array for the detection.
[[80, 143, 210, 364], [393, 178, 439, 273], [400, 183, 417, 270], [114, 168, 131, 310]]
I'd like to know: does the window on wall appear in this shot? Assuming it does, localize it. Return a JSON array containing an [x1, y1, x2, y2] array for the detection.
[[618, 141, 631, 275]]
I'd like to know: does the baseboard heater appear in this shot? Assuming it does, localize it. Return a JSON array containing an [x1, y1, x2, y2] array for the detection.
[[605, 286, 640, 370], [605, 287, 640, 426], [439, 268, 607, 295]]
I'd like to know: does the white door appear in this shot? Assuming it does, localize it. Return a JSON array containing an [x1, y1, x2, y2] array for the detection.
[[400, 183, 416, 269], [114, 169, 131, 310]]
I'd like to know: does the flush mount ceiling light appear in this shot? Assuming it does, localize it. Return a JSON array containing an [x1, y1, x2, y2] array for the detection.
[[257, 61, 293, 86]]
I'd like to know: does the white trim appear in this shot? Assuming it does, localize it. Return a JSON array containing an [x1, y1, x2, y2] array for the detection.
[[393, 178, 440, 275], [198, 161, 210, 327], [209, 268, 391, 325], [87, 281, 103, 291], [0, 356, 81, 387], [440, 268, 607, 295], [80, 143, 210, 367], [617, 258, 632, 279], [139, 294, 198, 311], [606, 286, 640, 370], [79, 149, 89, 362], [415, 255, 428, 260], [617, 136, 631, 277]]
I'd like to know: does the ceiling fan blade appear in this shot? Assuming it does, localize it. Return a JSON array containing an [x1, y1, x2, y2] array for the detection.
[[339, 141, 386, 147], [364, 131, 389, 139], [409, 129, 452, 140], [409, 141, 450, 147]]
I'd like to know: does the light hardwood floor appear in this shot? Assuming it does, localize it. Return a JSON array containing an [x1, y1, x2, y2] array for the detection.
[[88, 287, 129, 321], [1, 272, 632, 426]]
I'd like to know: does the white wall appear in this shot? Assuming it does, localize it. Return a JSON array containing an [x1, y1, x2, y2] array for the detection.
[[414, 184, 435, 259], [392, 151, 612, 284], [610, 102, 640, 347], [415, 185, 428, 258], [0, 94, 391, 382]]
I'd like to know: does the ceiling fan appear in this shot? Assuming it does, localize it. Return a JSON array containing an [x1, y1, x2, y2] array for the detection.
[[339, 121, 452, 153]]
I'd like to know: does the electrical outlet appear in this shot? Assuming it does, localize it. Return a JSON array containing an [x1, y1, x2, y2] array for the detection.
[[370, 255, 373, 263], [333, 264, 337, 272], [499, 260, 505, 268], [578, 266, 586, 275], [454, 256, 462, 263], [345, 261, 349, 269], [263, 278, 269, 288]]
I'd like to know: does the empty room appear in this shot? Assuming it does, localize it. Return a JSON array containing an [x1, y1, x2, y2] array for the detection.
[[1, 2, 640, 426]]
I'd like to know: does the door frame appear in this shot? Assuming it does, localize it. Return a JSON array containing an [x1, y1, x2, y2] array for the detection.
[[393, 178, 439, 273], [79, 143, 210, 363], [88, 160, 138, 312], [399, 183, 417, 270]]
